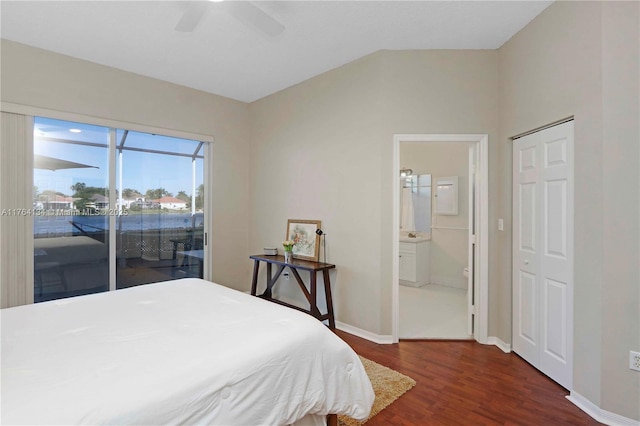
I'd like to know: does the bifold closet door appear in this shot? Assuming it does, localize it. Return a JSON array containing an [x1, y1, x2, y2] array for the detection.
[[512, 121, 573, 390]]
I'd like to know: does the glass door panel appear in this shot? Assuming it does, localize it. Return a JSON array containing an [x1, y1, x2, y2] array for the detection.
[[115, 130, 205, 289], [33, 117, 110, 302]]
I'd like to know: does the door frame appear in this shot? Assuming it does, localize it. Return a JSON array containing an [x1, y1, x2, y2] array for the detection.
[[392, 134, 489, 344]]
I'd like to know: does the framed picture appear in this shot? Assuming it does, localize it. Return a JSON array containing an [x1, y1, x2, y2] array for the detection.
[[286, 219, 321, 261]]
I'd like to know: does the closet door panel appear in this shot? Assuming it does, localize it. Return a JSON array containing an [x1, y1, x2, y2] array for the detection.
[[512, 134, 540, 364], [539, 123, 573, 389]]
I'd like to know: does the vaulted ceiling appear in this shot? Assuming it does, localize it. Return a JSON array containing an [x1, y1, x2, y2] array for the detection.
[[0, 1, 552, 102]]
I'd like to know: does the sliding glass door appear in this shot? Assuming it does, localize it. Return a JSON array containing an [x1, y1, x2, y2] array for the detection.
[[115, 130, 205, 289], [33, 117, 207, 302], [33, 118, 110, 302]]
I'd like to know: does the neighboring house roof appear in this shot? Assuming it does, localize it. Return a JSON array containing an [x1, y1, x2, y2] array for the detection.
[[90, 194, 109, 203], [42, 195, 75, 203], [153, 196, 187, 204]]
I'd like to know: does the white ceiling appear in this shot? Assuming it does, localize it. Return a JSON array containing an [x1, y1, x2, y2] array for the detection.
[[0, 1, 552, 103]]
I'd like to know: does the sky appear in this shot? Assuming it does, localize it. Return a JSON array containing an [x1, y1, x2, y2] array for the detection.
[[33, 117, 204, 198]]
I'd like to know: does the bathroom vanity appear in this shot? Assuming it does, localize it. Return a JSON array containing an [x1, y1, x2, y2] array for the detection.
[[399, 234, 431, 287]]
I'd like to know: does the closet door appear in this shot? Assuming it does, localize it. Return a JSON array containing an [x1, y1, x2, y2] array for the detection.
[[512, 121, 573, 390]]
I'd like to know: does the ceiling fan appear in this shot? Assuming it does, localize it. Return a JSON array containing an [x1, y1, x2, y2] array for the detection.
[[175, 1, 285, 37]]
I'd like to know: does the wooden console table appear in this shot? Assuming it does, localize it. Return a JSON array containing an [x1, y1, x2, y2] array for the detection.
[[249, 254, 336, 329]]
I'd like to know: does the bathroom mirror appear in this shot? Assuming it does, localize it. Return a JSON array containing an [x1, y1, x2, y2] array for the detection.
[[400, 173, 431, 233], [435, 176, 458, 215]]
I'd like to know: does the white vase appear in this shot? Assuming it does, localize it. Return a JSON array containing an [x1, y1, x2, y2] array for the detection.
[[284, 251, 292, 263]]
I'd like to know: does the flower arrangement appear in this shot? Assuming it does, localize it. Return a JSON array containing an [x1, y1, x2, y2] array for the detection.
[[282, 240, 295, 252]]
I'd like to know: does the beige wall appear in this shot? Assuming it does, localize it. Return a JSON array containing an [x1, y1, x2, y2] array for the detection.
[[499, 1, 639, 420], [249, 53, 386, 331], [400, 142, 469, 288], [600, 1, 640, 419], [249, 50, 499, 334], [0, 40, 252, 292]]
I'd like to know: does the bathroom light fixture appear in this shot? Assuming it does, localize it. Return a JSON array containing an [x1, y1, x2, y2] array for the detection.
[[400, 168, 413, 178], [69, 128, 82, 133]]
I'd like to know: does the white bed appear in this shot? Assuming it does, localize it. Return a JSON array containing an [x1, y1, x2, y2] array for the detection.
[[1, 278, 374, 425]]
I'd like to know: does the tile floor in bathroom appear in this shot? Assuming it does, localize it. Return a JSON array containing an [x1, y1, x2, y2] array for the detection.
[[399, 283, 473, 339]]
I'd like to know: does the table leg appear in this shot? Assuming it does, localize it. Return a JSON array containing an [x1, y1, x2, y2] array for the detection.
[[251, 260, 259, 295], [291, 268, 312, 305], [310, 271, 318, 319], [323, 269, 335, 329], [327, 414, 337, 426], [262, 264, 286, 299], [264, 263, 272, 298]]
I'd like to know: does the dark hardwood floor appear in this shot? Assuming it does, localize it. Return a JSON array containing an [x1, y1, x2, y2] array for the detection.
[[334, 330, 601, 425]]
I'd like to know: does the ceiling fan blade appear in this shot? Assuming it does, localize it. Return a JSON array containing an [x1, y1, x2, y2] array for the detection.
[[175, 2, 209, 33], [227, 2, 285, 37]]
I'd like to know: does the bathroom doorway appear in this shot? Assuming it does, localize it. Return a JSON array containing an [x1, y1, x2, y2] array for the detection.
[[391, 134, 488, 343]]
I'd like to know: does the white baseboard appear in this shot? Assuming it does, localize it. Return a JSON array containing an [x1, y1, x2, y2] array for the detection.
[[567, 391, 640, 426], [486, 336, 511, 353], [335, 321, 394, 344], [336, 324, 513, 350]]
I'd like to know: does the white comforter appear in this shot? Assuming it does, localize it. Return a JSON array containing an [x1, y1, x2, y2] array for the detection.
[[1, 278, 374, 425]]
